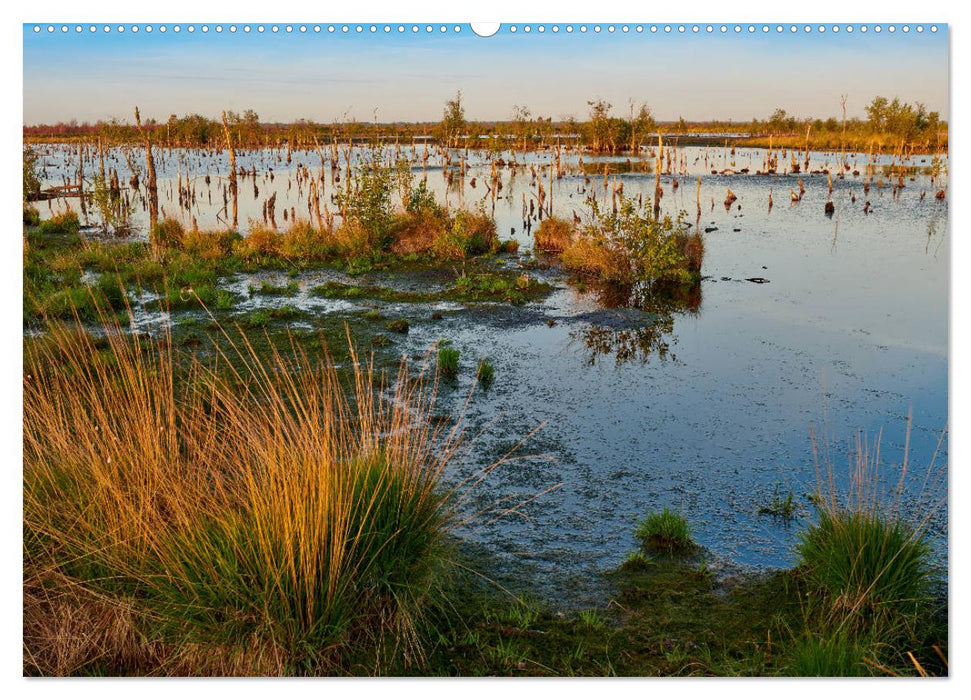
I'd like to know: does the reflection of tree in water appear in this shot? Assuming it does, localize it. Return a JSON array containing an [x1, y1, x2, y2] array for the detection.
[[570, 279, 701, 366], [926, 214, 946, 256]]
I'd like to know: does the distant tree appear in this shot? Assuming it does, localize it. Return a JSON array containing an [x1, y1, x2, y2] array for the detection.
[[627, 101, 656, 152], [512, 104, 532, 150], [586, 99, 613, 152], [768, 108, 789, 133], [439, 91, 466, 148]]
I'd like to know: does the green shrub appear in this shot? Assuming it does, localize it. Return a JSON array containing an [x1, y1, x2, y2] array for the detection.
[[23, 205, 40, 226], [635, 508, 695, 554], [434, 207, 497, 260], [561, 198, 694, 285], [23, 145, 41, 202]]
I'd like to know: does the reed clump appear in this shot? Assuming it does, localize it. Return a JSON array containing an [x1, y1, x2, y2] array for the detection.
[[24, 306, 464, 675], [150, 217, 186, 251]]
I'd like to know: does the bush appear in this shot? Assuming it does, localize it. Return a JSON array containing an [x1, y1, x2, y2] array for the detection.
[[23, 145, 41, 202], [38, 211, 80, 236], [560, 199, 695, 285], [337, 162, 397, 255], [635, 508, 695, 554], [280, 219, 337, 261], [434, 207, 497, 260], [23, 205, 41, 226], [535, 217, 574, 252]]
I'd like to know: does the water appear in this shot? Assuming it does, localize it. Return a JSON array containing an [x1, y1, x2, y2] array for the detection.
[[31, 143, 949, 597]]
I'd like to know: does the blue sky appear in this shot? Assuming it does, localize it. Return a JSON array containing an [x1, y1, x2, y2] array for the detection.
[[22, 24, 949, 124]]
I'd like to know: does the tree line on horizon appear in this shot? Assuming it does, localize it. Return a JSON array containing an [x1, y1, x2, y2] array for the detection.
[[23, 93, 947, 151]]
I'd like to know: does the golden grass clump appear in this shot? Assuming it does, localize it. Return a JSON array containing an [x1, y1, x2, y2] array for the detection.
[[333, 218, 373, 260], [560, 236, 628, 281], [389, 212, 448, 256], [24, 307, 465, 675], [279, 218, 337, 261], [534, 216, 575, 253], [233, 221, 283, 259], [182, 228, 237, 261], [150, 217, 186, 251]]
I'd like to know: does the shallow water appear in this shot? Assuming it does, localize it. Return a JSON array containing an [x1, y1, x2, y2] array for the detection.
[[32, 143, 949, 598]]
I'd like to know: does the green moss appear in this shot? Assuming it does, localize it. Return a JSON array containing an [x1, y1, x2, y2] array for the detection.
[[253, 280, 300, 297], [385, 318, 410, 334]]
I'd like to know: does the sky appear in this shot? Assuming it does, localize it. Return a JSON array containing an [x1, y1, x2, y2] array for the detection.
[[22, 23, 949, 125]]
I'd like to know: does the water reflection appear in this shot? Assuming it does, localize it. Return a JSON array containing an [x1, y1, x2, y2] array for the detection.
[[570, 278, 701, 366]]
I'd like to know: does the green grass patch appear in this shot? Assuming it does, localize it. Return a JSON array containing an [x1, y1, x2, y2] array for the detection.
[[385, 318, 410, 334], [437, 343, 460, 378], [476, 358, 495, 387], [635, 508, 695, 555]]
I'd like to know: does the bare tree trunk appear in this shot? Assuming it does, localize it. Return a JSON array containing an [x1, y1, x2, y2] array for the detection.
[[134, 106, 159, 231], [653, 134, 662, 219], [221, 111, 238, 230]]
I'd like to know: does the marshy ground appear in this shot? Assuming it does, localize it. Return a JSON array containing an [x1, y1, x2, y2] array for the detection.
[[22, 138, 948, 676]]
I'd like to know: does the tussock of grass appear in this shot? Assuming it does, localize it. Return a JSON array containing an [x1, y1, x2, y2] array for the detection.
[[150, 218, 186, 251], [798, 511, 932, 617], [437, 342, 460, 378], [476, 359, 494, 387], [787, 420, 947, 675], [385, 318, 410, 334], [635, 508, 695, 554], [23, 304, 467, 674], [183, 228, 238, 261], [759, 489, 796, 521]]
